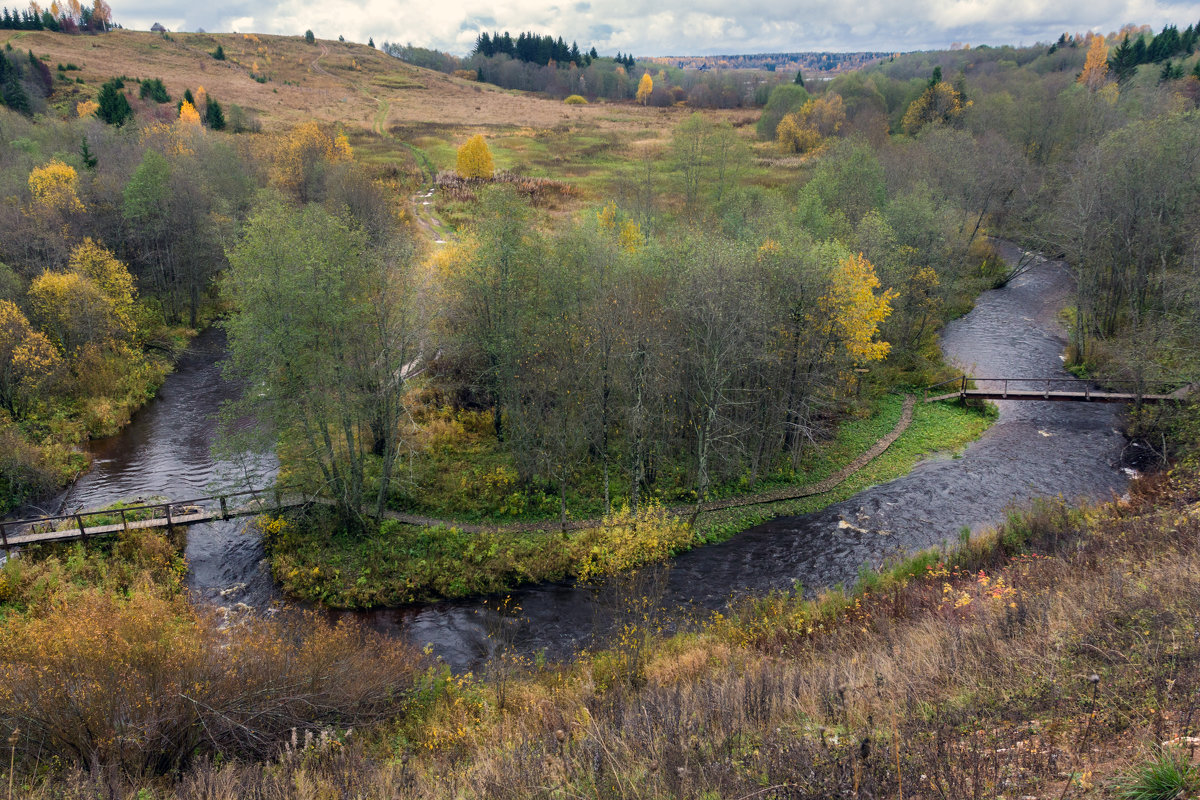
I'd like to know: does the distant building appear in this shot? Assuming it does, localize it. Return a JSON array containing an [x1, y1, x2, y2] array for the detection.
[[150, 22, 166, 32]]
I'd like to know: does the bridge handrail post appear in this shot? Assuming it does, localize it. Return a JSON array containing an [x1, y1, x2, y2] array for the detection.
[[120, 508, 129, 533], [219, 496, 229, 520], [76, 514, 87, 539], [0, 522, 8, 551], [960, 375, 967, 397], [165, 504, 174, 535]]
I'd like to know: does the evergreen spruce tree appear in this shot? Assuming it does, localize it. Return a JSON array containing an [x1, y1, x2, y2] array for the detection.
[[97, 79, 132, 125], [205, 96, 225, 129]]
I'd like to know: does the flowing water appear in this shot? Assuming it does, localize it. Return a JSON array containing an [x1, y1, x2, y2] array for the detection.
[[13, 244, 1137, 670], [37, 328, 279, 609]]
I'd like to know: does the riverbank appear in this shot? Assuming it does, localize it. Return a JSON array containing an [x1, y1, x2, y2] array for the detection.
[[265, 394, 993, 606], [0, 325, 194, 517], [7, 443, 1198, 798]]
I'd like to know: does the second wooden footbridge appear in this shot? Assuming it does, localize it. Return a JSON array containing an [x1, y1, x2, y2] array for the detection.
[[925, 376, 1193, 404]]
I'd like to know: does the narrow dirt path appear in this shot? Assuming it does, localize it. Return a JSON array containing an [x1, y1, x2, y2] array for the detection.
[[381, 395, 917, 534]]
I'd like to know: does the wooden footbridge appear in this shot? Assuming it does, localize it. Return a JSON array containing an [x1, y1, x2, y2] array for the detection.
[[925, 376, 1193, 404], [0, 487, 312, 553]]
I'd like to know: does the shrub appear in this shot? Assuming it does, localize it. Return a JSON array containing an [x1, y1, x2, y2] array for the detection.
[[211, 44, 225, 60], [564, 94, 588, 104], [573, 504, 694, 582], [0, 589, 418, 775], [138, 77, 170, 103]]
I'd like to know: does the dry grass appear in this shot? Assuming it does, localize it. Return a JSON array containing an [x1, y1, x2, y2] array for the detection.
[[0, 29, 669, 133], [8, 468, 1200, 797]]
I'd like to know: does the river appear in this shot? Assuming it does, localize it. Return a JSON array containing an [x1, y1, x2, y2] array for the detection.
[[30, 243, 1135, 670]]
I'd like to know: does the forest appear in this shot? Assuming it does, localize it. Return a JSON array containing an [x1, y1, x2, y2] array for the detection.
[[0, 13, 1199, 798]]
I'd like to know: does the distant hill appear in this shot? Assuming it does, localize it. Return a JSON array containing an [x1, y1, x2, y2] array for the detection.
[[0, 28, 637, 132], [647, 51, 894, 75]]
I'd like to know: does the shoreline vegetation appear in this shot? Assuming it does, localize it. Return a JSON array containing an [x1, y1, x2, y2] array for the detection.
[[266, 393, 995, 606], [2, 437, 1198, 797]]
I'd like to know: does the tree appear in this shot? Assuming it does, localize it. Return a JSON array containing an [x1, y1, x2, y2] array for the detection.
[[96, 78, 132, 125], [211, 44, 225, 60], [456, 134, 495, 179], [901, 81, 968, 134], [756, 83, 810, 139], [178, 99, 201, 126], [1079, 34, 1109, 89], [28, 160, 84, 215], [636, 72, 652, 105], [222, 199, 424, 528], [67, 239, 137, 337], [794, 68, 804, 86], [441, 187, 541, 440], [368, 37, 374, 48], [0, 300, 59, 419], [205, 96, 225, 129], [304, 29, 314, 44], [272, 121, 354, 202]]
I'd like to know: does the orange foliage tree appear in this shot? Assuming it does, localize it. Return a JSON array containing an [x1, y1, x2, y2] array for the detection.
[[1079, 34, 1110, 89]]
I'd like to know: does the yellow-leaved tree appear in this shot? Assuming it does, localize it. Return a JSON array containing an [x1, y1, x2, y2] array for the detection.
[[816, 252, 897, 369], [456, 134, 495, 179], [271, 121, 355, 202], [0, 300, 60, 419], [1078, 34, 1110, 89], [28, 160, 85, 215], [776, 95, 845, 153], [68, 239, 138, 336], [636, 72, 653, 105], [178, 100, 202, 126], [901, 81, 969, 134], [28, 241, 138, 356]]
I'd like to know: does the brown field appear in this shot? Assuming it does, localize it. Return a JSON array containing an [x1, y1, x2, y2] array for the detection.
[[0, 28, 666, 133]]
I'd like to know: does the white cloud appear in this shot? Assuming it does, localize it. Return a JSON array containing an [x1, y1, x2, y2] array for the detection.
[[116, 0, 1200, 55]]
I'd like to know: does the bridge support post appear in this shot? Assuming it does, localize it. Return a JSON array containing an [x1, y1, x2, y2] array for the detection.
[[220, 496, 229, 520]]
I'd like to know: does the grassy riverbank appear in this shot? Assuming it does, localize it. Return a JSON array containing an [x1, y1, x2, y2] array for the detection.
[[265, 395, 993, 606], [7, 428, 1200, 798]]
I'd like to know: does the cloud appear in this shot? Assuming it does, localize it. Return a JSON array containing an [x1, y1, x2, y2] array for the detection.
[[115, 0, 1199, 56]]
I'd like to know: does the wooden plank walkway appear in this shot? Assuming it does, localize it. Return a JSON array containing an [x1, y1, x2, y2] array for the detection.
[[2, 396, 923, 544], [925, 376, 1192, 405], [0, 490, 311, 550]]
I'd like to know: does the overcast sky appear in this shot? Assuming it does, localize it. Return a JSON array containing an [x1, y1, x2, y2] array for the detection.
[[118, 0, 1200, 56]]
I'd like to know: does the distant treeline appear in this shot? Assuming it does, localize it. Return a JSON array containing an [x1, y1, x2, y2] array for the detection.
[[383, 39, 787, 108], [1106, 22, 1200, 81], [0, 0, 113, 32], [654, 52, 893, 74], [471, 31, 599, 67]]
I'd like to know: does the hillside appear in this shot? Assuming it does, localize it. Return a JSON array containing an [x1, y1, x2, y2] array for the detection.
[[0, 28, 661, 132]]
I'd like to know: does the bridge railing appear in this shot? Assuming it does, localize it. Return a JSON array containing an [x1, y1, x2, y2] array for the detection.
[[925, 376, 1189, 401], [0, 485, 310, 549]]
